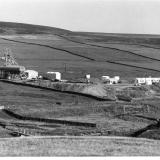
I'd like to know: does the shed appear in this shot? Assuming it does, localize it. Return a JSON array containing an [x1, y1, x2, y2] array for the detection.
[[46, 72, 61, 81]]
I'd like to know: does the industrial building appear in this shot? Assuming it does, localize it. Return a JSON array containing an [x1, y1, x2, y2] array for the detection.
[[0, 48, 26, 79], [0, 65, 25, 79]]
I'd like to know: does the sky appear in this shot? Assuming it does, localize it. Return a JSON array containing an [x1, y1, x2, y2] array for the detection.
[[0, 0, 160, 34]]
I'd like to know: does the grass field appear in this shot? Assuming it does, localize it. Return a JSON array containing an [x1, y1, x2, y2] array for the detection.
[[0, 81, 158, 139], [0, 136, 160, 156]]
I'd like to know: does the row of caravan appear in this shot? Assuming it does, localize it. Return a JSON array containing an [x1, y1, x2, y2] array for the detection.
[[135, 77, 160, 85]]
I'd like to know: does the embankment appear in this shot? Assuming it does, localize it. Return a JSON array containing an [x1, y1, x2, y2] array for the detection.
[[0, 80, 116, 101]]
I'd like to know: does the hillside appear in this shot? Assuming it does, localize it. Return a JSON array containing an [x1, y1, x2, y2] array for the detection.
[[0, 22, 160, 79], [0, 22, 71, 35]]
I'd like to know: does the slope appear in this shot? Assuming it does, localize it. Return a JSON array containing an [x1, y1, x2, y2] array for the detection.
[[1, 21, 160, 79]]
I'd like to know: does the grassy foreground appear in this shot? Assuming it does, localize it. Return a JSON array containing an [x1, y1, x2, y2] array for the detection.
[[0, 136, 160, 156]]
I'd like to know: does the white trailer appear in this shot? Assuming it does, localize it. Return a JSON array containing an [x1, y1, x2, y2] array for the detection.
[[135, 77, 152, 85]]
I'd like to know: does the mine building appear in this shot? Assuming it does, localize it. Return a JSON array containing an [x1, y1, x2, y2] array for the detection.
[[0, 48, 25, 79], [0, 65, 25, 79]]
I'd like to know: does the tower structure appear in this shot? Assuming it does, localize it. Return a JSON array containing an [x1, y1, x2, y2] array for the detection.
[[0, 48, 25, 79]]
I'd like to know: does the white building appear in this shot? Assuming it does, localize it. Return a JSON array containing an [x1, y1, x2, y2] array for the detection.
[[114, 76, 120, 81], [102, 76, 120, 84], [21, 70, 38, 80], [47, 72, 61, 81], [85, 74, 91, 83]]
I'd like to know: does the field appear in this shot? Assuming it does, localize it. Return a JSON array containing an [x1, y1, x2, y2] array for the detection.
[[0, 81, 159, 139], [1, 22, 160, 155], [0, 136, 160, 156]]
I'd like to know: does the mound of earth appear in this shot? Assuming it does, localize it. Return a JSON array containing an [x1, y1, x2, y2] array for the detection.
[[50, 82, 116, 100]]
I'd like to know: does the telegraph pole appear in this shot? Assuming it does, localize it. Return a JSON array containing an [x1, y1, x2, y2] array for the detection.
[[64, 63, 67, 72]]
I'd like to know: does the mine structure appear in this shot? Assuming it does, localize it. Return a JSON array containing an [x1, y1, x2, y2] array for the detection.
[[0, 48, 25, 79]]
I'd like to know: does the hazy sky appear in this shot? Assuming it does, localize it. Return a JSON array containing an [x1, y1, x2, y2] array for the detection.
[[0, 0, 160, 34]]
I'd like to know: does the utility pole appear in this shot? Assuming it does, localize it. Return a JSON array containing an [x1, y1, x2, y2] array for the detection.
[[64, 63, 67, 72]]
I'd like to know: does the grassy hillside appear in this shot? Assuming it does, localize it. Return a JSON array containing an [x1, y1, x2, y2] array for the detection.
[[0, 22, 160, 79], [0, 22, 71, 35]]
